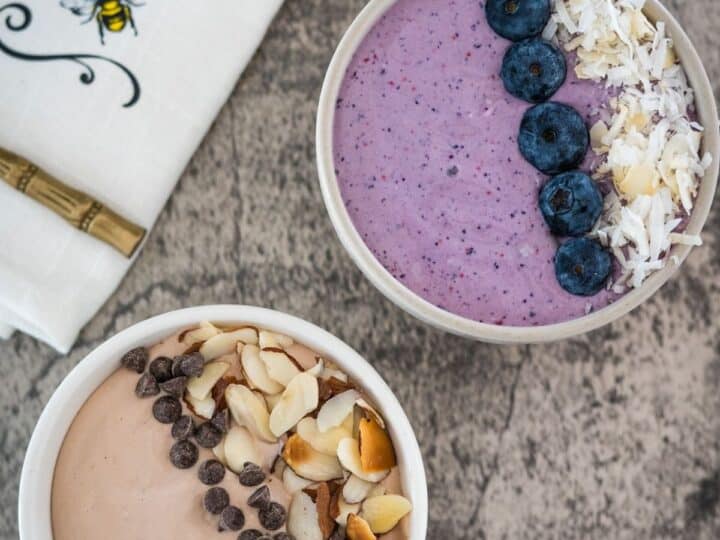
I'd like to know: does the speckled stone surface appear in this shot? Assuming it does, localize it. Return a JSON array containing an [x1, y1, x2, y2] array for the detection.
[[1, 1, 719, 539]]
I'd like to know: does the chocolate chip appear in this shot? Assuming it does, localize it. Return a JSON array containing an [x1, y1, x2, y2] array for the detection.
[[247, 485, 270, 510], [238, 462, 265, 487], [121, 347, 148, 373], [152, 396, 182, 424], [173, 352, 204, 377], [195, 422, 223, 449], [259, 502, 287, 531], [273, 534, 295, 540], [210, 409, 230, 433], [134, 373, 159, 398], [172, 356, 185, 377], [169, 440, 198, 469], [198, 459, 226, 485], [171, 415, 195, 440], [203, 487, 230, 515], [149, 356, 174, 383], [238, 531, 264, 540], [159, 376, 187, 398], [218, 505, 245, 531]]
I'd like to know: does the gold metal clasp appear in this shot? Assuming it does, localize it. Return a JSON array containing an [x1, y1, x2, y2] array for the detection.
[[0, 148, 145, 257]]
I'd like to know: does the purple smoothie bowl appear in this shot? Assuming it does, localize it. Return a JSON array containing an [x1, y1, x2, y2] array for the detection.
[[316, 0, 719, 344]]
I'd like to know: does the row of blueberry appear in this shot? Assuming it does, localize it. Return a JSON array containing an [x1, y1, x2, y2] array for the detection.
[[486, 0, 611, 297]]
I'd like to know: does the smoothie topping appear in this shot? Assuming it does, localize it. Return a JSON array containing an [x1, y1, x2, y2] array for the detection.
[[501, 38, 567, 103], [198, 459, 226, 485], [152, 395, 182, 424], [170, 439, 200, 469], [485, 0, 552, 42], [120, 346, 148, 373]]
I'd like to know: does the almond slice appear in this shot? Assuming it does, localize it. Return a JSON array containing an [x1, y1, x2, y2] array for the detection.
[[184, 392, 216, 420], [200, 327, 258, 360], [259, 330, 294, 349], [241, 345, 284, 394], [225, 383, 276, 443], [186, 361, 230, 400], [287, 491, 323, 540], [317, 390, 360, 433], [269, 373, 319, 437], [321, 367, 348, 383], [283, 465, 316, 493], [181, 321, 221, 345], [264, 392, 283, 412], [337, 438, 388, 483], [306, 358, 325, 377], [212, 441, 226, 464], [333, 495, 361, 527], [297, 417, 352, 456], [283, 434, 344, 482], [346, 514, 377, 540], [224, 425, 261, 474], [361, 495, 412, 534], [358, 417, 396, 473], [260, 348, 302, 386], [315, 482, 335, 539], [343, 475, 376, 504]]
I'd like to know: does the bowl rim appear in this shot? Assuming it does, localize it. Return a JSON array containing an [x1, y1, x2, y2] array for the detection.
[[316, 0, 720, 344], [18, 305, 429, 540]]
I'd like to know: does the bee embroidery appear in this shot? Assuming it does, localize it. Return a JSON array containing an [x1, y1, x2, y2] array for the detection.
[[60, 0, 144, 45]]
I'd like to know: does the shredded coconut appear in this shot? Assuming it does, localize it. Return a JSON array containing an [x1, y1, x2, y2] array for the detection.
[[551, 0, 712, 291]]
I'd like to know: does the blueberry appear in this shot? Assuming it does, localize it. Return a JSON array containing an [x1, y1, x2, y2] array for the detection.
[[519, 102, 589, 175], [554, 238, 611, 296], [501, 39, 566, 103], [485, 0, 551, 42], [539, 171, 603, 236]]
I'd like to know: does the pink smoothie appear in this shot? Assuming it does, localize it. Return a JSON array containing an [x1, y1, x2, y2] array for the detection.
[[333, 0, 619, 326]]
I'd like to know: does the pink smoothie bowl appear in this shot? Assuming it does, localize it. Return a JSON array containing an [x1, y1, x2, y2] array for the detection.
[[18, 306, 428, 540], [316, 0, 720, 344]]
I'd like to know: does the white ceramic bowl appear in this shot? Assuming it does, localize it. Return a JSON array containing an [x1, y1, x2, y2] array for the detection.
[[18, 305, 428, 540], [316, 0, 720, 344]]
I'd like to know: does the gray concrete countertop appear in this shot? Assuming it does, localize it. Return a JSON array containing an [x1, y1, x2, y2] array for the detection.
[[1, 1, 719, 538]]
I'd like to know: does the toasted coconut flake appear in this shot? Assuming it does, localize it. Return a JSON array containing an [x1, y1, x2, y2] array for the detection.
[[297, 416, 352, 456], [269, 373, 319, 437], [224, 425, 261, 474], [358, 418, 397, 473], [225, 383, 276, 443], [283, 465, 317, 493], [181, 321, 221, 345], [337, 438, 389, 483], [287, 491, 324, 540], [241, 345, 284, 395], [184, 392, 216, 420], [186, 361, 230, 400], [361, 495, 412, 534], [346, 514, 377, 540], [200, 328, 258, 360], [261, 348, 302, 386], [317, 390, 360, 433], [343, 475, 376, 505], [284, 434, 344, 482], [259, 330, 295, 349]]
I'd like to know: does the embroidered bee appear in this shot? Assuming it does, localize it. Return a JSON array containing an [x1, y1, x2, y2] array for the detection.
[[60, 0, 144, 45]]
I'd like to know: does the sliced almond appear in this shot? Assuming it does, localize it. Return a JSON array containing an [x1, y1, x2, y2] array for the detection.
[[297, 416, 352, 456], [321, 367, 348, 383], [181, 321, 221, 345], [343, 475, 376, 504], [346, 514, 376, 540], [287, 491, 324, 540], [200, 327, 258, 360], [361, 495, 412, 534], [261, 348, 302, 386], [259, 330, 294, 349], [315, 482, 335, 539], [212, 441, 226, 464], [283, 434, 344, 482], [225, 383, 276, 442], [269, 373, 319, 437], [306, 358, 325, 378], [337, 438, 388, 483], [333, 496, 361, 527], [223, 425, 261, 474], [264, 392, 283, 412], [358, 417, 396, 473], [283, 464, 316, 493], [186, 361, 230, 400], [241, 345, 284, 394], [317, 390, 360, 433], [184, 392, 216, 420]]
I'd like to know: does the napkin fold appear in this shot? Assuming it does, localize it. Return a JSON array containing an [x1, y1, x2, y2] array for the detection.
[[0, 0, 283, 353]]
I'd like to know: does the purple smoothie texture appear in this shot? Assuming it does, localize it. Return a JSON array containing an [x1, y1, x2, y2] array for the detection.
[[333, 0, 621, 326]]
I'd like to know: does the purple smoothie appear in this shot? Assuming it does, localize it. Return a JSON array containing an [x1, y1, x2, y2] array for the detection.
[[333, 0, 619, 326]]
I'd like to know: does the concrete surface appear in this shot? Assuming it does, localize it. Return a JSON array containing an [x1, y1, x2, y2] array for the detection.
[[1, 1, 719, 538]]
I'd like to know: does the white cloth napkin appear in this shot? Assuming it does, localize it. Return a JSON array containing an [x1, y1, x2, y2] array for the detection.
[[0, 0, 283, 353]]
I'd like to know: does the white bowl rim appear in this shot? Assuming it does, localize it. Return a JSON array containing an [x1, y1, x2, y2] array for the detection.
[[316, 0, 720, 344], [18, 305, 429, 540]]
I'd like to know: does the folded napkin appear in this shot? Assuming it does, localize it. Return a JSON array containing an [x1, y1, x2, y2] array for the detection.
[[0, 0, 283, 352]]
